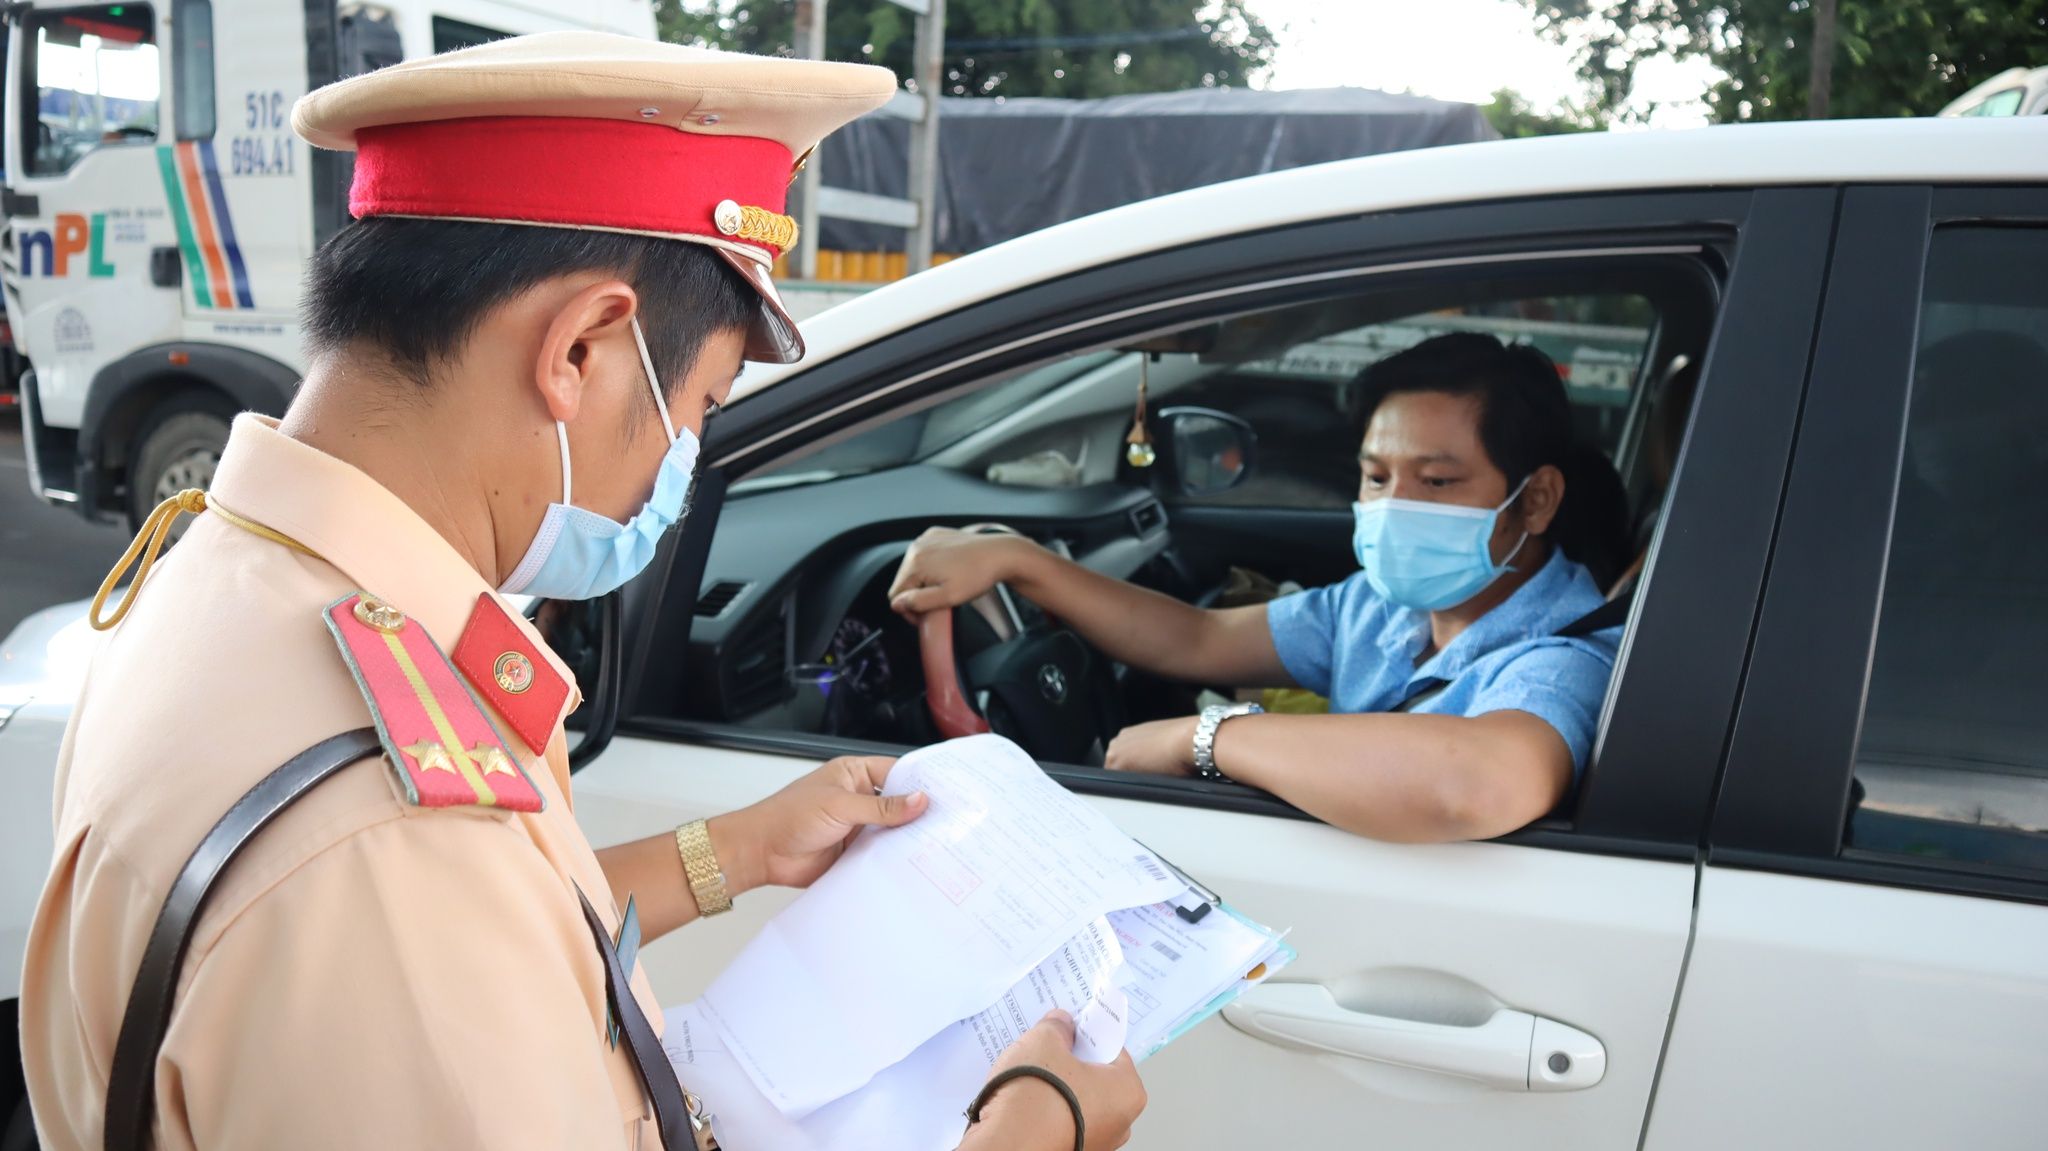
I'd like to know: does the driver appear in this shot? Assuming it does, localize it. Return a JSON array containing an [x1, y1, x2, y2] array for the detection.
[[890, 333, 1627, 842]]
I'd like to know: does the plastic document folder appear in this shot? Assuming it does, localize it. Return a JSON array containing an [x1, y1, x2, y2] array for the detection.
[[663, 734, 1293, 1151]]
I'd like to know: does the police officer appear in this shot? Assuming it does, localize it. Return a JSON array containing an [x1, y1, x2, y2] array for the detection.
[[19, 32, 1144, 1151]]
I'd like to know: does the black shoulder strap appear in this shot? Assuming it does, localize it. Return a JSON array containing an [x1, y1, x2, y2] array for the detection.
[[105, 728, 383, 1151], [105, 728, 699, 1151], [1557, 593, 1633, 640], [575, 887, 701, 1151]]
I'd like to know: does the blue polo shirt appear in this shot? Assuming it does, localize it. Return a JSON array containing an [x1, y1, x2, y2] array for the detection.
[[1265, 550, 1620, 776]]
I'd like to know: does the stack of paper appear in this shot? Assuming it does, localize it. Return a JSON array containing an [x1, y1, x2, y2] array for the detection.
[[663, 735, 1292, 1151]]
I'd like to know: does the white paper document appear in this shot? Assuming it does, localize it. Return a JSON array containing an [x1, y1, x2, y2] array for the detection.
[[697, 735, 1182, 1114], [680, 735, 1293, 1149], [670, 917, 1133, 1151], [1109, 900, 1286, 1059]]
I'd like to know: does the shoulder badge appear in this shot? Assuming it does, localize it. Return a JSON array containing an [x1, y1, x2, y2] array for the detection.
[[324, 592, 546, 812], [451, 592, 571, 755]]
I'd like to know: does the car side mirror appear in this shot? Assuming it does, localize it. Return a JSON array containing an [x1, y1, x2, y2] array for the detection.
[[525, 593, 622, 771], [1158, 406, 1257, 497]]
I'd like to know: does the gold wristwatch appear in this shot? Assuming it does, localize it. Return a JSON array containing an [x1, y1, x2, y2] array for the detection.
[[675, 819, 732, 916]]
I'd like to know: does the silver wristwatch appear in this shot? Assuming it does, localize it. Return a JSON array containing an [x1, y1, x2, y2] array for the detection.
[[1192, 702, 1263, 781]]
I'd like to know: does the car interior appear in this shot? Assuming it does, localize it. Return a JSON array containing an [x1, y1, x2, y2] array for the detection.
[[633, 257, 1724, 793]]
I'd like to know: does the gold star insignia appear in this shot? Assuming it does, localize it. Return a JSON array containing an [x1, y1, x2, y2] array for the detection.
[[470, 743, 516, 777], [402, 740, 457, 774]]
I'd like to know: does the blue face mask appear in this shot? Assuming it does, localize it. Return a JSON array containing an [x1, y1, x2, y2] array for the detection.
[[1352, 477, 1530, 612], [498, 317, 700, 601]]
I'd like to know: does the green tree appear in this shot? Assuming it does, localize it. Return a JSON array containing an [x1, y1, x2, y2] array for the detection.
[[655, 0, 1277, 98], [1482, 87, 1608, 137], [1526, 1, 2048, 123]]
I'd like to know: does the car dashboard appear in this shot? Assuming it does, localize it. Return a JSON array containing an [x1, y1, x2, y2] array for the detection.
[[675, 465, 1171, 737]]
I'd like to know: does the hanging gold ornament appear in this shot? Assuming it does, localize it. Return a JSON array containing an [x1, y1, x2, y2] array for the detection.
[[1126, 352, 1156, 468]]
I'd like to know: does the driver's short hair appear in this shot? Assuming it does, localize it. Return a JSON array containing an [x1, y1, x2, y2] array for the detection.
[[302, 216, 758, 395]]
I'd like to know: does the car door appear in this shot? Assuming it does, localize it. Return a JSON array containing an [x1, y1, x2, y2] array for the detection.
[[569, 187, 1838, 1150], [1640, 188, 2048, 1149]]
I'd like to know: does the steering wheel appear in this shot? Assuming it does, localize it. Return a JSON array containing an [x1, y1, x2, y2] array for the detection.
[[916, 532, 1125, 764]]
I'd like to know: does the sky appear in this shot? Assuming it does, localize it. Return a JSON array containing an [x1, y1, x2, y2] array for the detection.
[[1248, 0, 1721, 128]]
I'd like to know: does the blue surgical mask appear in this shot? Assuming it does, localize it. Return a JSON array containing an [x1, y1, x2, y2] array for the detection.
[[498, 317, 699, 601], [1352, 478, 1530, 612]]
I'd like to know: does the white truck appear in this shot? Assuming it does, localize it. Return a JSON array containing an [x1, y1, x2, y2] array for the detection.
[[2, 0, 657, 531]]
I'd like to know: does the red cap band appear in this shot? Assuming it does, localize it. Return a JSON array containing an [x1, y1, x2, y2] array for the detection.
[[350, 116, 794, 261]]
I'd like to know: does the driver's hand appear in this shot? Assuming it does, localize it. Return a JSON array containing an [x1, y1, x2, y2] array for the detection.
[[889, 527, 1025, 619], [964, 1011, 1146, 1151], [1103, 717, 1200, 777]]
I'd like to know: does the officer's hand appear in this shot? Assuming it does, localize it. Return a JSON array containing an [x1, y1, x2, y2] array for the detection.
[[722, 756, 926, 891], [966, 1010, 1146, 1151], [888, 528, 1025, 619]]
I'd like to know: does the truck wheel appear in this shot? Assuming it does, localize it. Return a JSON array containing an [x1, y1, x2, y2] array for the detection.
[[1, 1096, 35, 1151], [128, 398, 233, 533]]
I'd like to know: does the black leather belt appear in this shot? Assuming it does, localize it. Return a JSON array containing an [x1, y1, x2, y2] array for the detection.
[[103, 727, 700, 1151]]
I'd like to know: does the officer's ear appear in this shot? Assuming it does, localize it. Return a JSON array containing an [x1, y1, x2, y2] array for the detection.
[[533, 279, 640, 423]]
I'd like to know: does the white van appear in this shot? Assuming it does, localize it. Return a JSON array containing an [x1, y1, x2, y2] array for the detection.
[[2, 0, 656, 530]]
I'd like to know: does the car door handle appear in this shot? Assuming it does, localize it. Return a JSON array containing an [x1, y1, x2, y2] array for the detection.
[[1222, 983, 1605, 1091]]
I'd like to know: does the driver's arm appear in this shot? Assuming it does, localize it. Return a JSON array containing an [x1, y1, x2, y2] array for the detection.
[[1179, 709, 1573, 842], [889, 528, 1291, 687]]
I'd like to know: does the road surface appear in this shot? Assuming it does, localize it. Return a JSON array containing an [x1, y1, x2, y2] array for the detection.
[[1, 414, 127, 639]]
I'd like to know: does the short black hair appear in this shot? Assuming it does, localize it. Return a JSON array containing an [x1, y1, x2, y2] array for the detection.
[[1354, 332, 1632, 587], [302, 217, 758, 393]]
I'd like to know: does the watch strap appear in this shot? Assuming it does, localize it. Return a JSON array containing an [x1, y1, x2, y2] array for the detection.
[[1192, 702, 1263, 781], [675, 819, 732, 916]]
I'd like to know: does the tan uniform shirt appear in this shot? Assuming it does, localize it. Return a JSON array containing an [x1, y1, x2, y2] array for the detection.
[[22, 414, 664, 1150]]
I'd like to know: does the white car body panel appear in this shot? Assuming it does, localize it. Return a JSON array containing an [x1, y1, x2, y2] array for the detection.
[[1643, 868, 2048, 1149], [0, 603, 101, 999], [573, 735, 1697, 1150], [0, 698, 67, 1001]]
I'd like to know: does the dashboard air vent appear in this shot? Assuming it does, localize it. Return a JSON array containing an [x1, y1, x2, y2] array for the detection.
[[1128, 500, 1167, 538], [695, 580, 750, 618], [724, 609, 789, 716]]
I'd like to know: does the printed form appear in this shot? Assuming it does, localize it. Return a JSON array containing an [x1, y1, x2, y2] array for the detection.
[[669, 918, 1130, 1151], [696, 735, 1182, 1115]]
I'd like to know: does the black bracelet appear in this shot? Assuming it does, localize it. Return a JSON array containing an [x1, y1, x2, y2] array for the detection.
[[966, 1064, 1085, 1151]]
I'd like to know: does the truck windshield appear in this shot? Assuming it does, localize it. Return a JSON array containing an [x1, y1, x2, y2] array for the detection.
[[21, 4, 160, 177]]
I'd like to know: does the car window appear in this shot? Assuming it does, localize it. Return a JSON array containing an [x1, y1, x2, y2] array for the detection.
[[170, 0, 214, 141], [1849, 227, 2048, 874], [687, 260, 1709, 768], [1963, 88, 2026, 117], [1166, 294, 1656, 509], [21, 4, 160, 177], [431, 16, 513, 53], [745, 293, 1655, 508]]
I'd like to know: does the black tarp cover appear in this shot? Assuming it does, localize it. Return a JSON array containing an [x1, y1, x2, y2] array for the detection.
[[814, 86, 1498, 252]]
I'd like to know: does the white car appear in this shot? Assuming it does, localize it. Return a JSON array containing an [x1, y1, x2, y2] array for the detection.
[[1938, 66, 2048, 117], [7, 117, 2048, 1150]]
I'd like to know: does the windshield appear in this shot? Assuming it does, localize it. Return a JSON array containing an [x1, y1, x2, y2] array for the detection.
[[22, 5, 161, 177], [735, 291, 1654, 497], [733, 351, 1119, 492]]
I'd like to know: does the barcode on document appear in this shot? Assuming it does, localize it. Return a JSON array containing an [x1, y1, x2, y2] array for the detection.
[[1151, 940, 1182, 961], [1137, 855, 1170, 883]]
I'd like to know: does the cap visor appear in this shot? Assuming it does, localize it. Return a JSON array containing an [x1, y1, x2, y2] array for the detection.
[[715, 248, 804, 364]]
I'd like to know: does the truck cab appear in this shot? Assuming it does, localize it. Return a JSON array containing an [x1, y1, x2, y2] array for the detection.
[[2, 0, 657, 530]]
